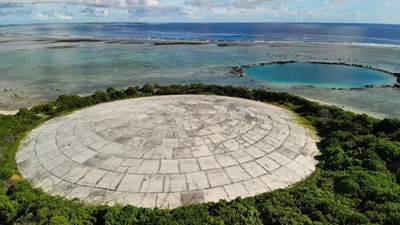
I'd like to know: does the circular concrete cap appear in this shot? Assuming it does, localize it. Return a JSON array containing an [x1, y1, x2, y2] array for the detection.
[[17, 95, 318, 208]]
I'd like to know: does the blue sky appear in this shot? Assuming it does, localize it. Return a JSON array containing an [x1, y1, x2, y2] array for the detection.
[[0, 0, 399, 25]]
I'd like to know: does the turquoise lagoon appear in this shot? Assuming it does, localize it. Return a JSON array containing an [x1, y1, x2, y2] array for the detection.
[[243, 63, 397, 88]]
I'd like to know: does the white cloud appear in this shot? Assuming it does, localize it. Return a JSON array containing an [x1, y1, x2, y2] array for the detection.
[[0, 3, 28, 16], [0, 0, 160, 8], [185, 0, 217, 7], [31, 11, 50, 20], [31, 11, 73, 21], [54, 12, 73, 20], [0, 0, 399, 24], [82, 6, 109, 17], [234, 0, 291, 8], [128, 5, 186, 18], [185, 0, 290, 8]]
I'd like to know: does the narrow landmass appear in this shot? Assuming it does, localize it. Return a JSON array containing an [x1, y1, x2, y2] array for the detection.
[[46, 45, 80, 49]]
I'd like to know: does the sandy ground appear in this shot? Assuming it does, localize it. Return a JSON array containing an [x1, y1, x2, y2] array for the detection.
[[0, 109, 19, 115]]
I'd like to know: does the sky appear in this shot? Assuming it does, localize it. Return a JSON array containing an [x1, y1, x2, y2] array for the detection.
[[0, 0, 399, 25]]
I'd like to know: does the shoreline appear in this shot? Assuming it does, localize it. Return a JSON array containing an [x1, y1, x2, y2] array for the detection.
[[5, 32, 400, 49], [0, 109, 18, 115], [301, 97, 386, 119], [0, 92, 386, 119], [232, 61, 400, 89]]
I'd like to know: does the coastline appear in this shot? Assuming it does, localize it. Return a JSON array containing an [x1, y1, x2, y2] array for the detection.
[[217, 41, 400, 49], [0, 91, 386, 119], [0, 109, 18, 115], [29, 37, 400, 49], [4, 29, 400, 49], [301, 97, 386, 119]]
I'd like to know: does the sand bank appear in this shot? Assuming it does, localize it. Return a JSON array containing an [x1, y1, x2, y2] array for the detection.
[[0, 110, 18, 115]]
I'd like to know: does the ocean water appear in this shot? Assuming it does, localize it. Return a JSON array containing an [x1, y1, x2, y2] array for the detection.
[[2, 23, 400, 45], [244, 63, 397, 88], [0, 23, 400, 118]]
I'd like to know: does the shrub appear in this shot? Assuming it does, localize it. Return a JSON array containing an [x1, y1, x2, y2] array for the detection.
[[124, 86, 139, 96], [141, 83, 155, 94], [335, 177, 359, 195], [92, 90, 111, 102], [0, 195, 18, 224]]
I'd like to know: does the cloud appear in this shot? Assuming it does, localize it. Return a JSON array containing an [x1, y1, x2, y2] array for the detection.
[[184, 0, 289, 8], [31, 11, 73, 21], [0, 0, 160, 8], [0, 3, 23, 8], [0, 0, 398, 24], [234, 0, 291, 8], [31, 11, 50, 20], [82, 6, 109, 17], [128, 5, 186, 18], [0, 3, 29, 16], [185, 0, 217, 7], [328, 0, 341, 5], [54, 12, 73, 20]]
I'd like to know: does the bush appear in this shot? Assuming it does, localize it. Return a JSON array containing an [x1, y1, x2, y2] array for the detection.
[[141, 83, 155, 94], [0, 195, 18, 224], [92, 90, 111, 103], [335, 177, 360, 195], [396, 169, 400, 184], [124, 86, 139, 96]]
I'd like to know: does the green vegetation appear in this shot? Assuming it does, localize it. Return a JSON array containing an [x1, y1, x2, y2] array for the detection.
[[1, 83, 400, 225]]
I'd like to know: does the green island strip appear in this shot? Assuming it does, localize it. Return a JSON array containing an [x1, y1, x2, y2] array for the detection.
[[1, 83, 400, 225]]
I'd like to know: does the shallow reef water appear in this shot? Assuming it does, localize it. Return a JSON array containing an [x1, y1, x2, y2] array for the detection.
[[1, 23, 400, 118]]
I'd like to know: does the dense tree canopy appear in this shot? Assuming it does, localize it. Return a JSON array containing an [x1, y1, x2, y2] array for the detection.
[[1, 83, 400, 225]]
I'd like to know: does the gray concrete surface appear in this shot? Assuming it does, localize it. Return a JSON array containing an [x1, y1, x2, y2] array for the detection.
[[17, 95, 319, 208]]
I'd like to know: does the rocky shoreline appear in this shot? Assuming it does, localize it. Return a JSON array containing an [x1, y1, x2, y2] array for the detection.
[[230, 61, 400, 90]]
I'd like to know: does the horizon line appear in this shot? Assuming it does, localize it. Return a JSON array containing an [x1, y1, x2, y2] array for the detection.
[[1, 21, 400, 26]]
